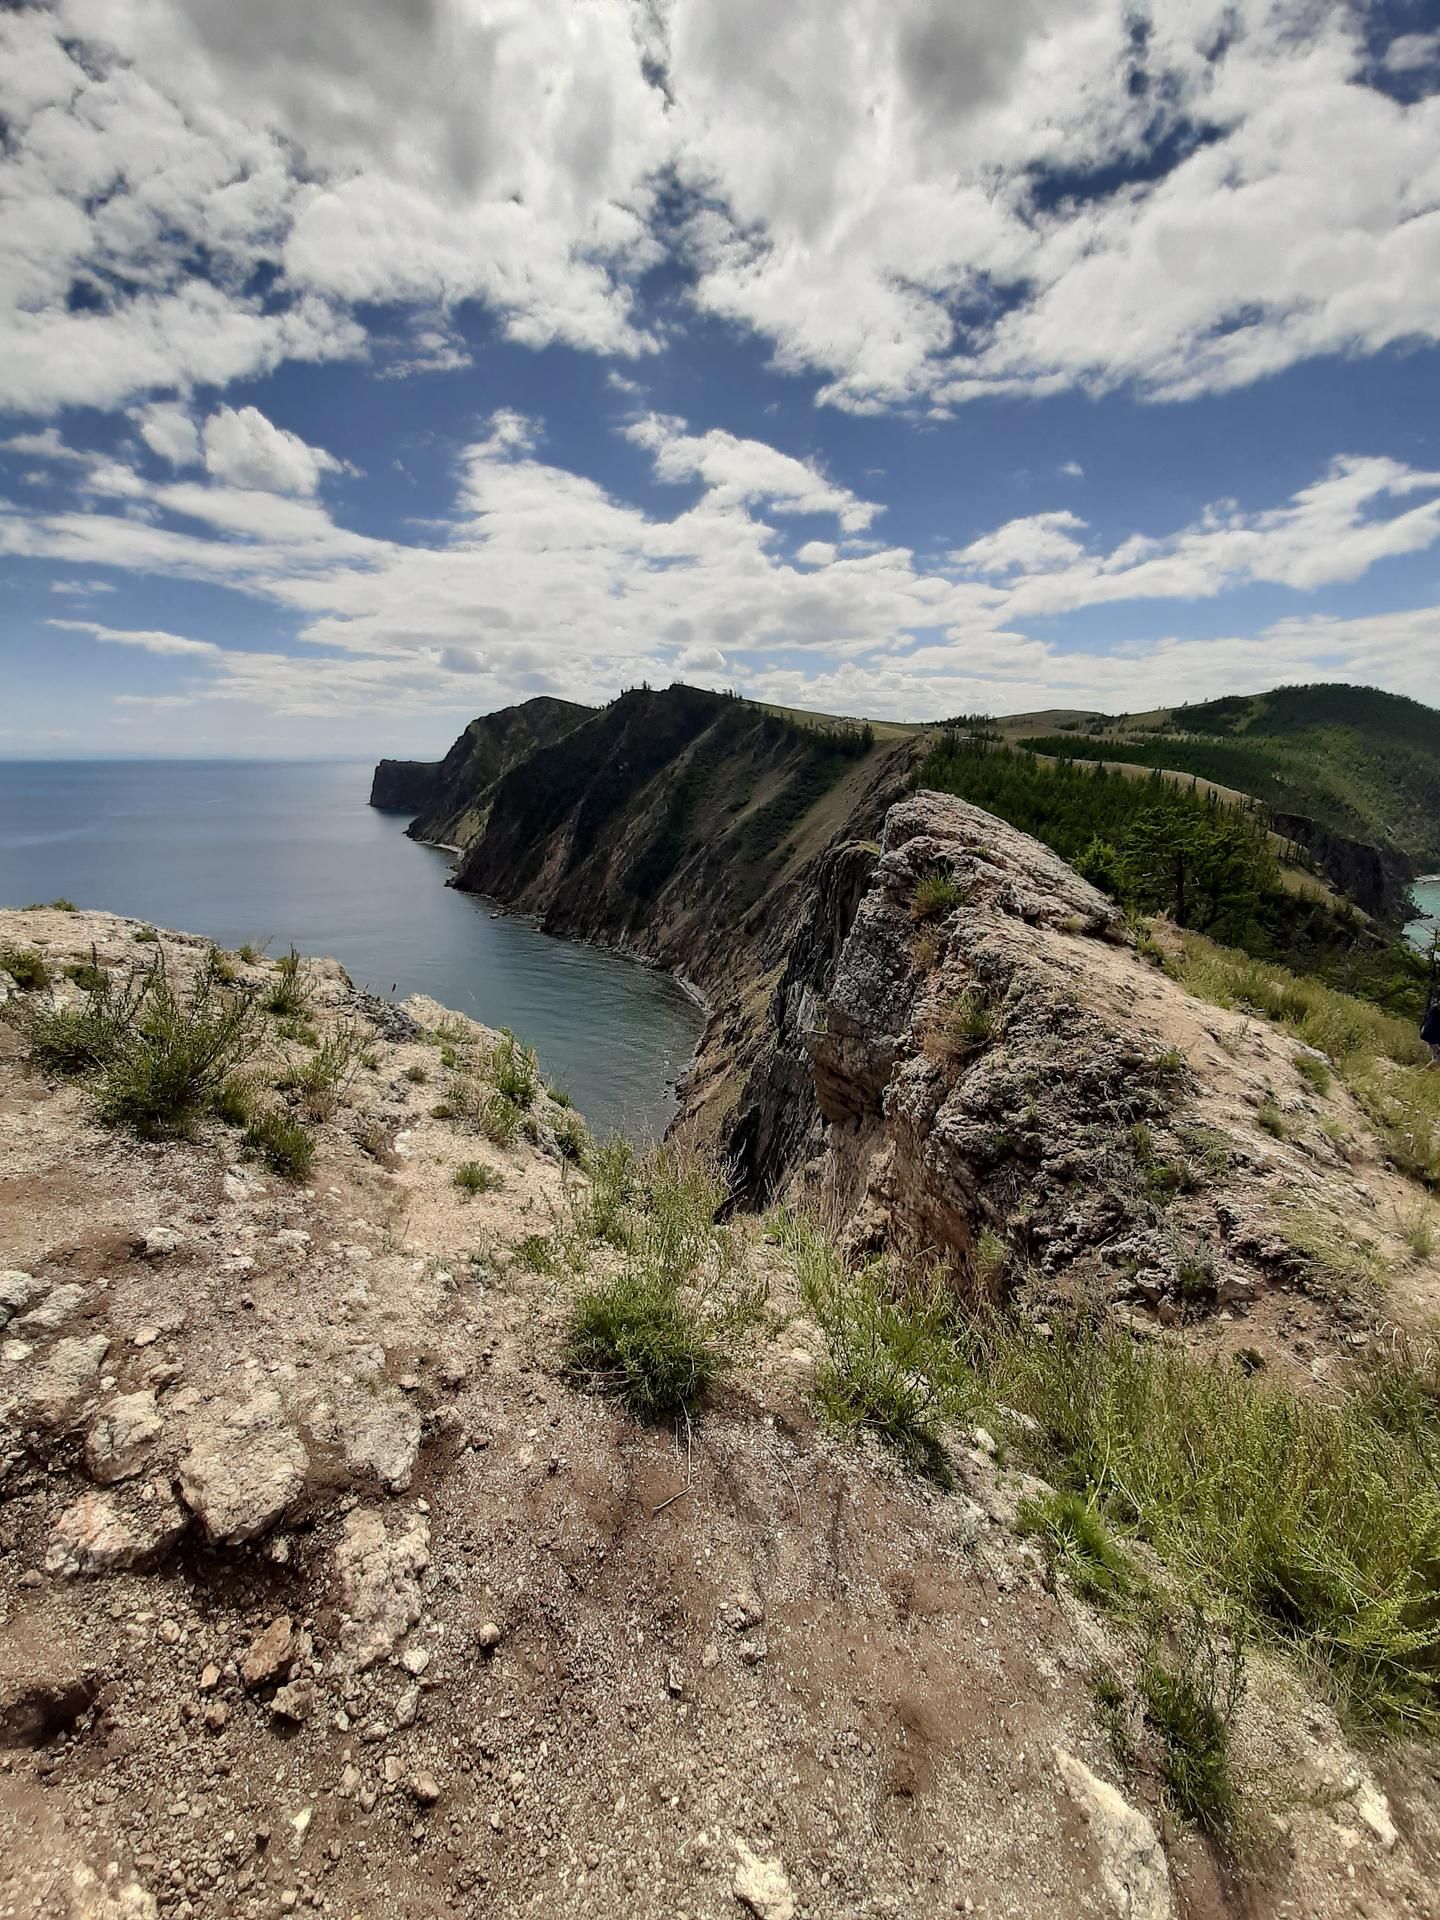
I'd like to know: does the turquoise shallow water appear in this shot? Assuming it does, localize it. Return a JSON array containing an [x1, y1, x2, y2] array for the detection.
[[0, 759, 703, 1141], [1406, 875, 1440, 954]]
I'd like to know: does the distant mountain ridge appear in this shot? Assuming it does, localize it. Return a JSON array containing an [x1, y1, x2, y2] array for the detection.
[[1012, 681, 1440, 884]]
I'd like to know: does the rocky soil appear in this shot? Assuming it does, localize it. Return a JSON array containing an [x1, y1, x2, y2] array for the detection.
[[2, 894, 1439, 1920]]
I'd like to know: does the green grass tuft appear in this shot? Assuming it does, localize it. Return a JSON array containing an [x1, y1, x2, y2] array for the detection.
[[453, 1159, 501, 1197], [911, 869, 967, 923], [264, 945, 310, 1018], [242, 1105, 315, 1180], [1140, 1608, 1246, 1840], [94, 956, 260, 1140], [1017, 1488, 1139, 1606]]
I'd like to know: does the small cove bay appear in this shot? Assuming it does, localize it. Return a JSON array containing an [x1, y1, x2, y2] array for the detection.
[[0, 759, 703, 1140]]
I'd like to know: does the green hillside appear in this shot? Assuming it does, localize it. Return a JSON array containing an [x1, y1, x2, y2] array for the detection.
[[1016, 682, 1440, 869]]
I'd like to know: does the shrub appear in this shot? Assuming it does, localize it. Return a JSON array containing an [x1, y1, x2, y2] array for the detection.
[[207, 945, 239, 985], [547, 1083, 574, 1109], [132, 926, 158, 945], [514, 1232, 557, 1272], [490, 1029, 538, 1108], [236, 941, 265, 966], [48, 898, 76, 912], [405, 1062, 429, 1085], [1017, 1488, 1138, 1606], [281, 1023, 363, 1121], [481, 1090, 523, 1147], [553, 1110, 589, 1164], [264, 946, 310, 1017], [1140, 1609, 1245, 1839], [454, 1159, 501, 1197], [10, 967, 143, 1075], [911, 869, 967, 922], [63, 958, 107, 994], [95, 956, 260, 1140], [243, 1106, 315, 1180], [0, 944, 51, 991], [1404, 1209, 1436, 1261]]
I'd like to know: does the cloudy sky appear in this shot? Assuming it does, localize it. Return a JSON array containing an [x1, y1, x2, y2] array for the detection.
[[2, 0, 1438, 758]]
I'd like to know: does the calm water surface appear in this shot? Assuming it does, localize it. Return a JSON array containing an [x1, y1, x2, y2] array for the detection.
[[1406, 875, 1440, 954], [0, 760, 703, 1140]]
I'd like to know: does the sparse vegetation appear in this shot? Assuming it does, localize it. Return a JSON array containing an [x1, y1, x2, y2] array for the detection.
[[490, 1029, 538, 1108], [1294, 1050, 1332, 1094], [280, 1023, 363, 1121], [1017, 1488, 1138, 1606], [562, 1144, 765, 1421], [925, 990, 994, 1060], [0, 943, 51, 991], [977, 1317, 1440, 1729], [1256, 1099, 1290, 1139], [553, 1110, 589, 1164], [454, 1159, 502, 1197], [911, 869, 967, 923], [236, 941, 265, 965], [1404, 1209, 1437, 1261], [264, 945, 310, 1018], [132, 925, 158, 945], [779, 1212, 968, 1482], [242, 1105, 316, 1180], [405, 1062, 429, 1084], [1140, 1608, 1246, 1839]]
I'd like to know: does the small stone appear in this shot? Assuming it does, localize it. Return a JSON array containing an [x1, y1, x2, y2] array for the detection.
[[241, 1616, 296, 1690], [394, 1685, 419, 1729], [401, 1646, 430, 1676], [476, 1621, 502, 1655], [701, 1642, 720, 1670], [198, 1664, 221, 1694], [158, 1619, 182, 1645], [970, 1426, 998, 1456], [280, 1892, 297, 1912], [133, 1328, 160, 1349], [139, 1225, 183, 1259], [203, 1702, 228, 1733], [409, 1771, 440, 1807], [732, 1839, 795, 1920], [665, 1662, 684, 1698], [272, 1679, 316, 1724]]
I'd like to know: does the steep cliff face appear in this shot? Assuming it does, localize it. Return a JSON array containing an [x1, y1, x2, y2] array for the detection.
[[369, 757, 443, 815], [368, 696, 592, 846], [449, 684, 915, 1141], [1272, 810, 1414, 923]]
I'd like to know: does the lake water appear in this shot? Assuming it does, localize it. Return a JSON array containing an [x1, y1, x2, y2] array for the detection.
[[1406, 875, 1440, 955], [0, 760, 703, 1140]]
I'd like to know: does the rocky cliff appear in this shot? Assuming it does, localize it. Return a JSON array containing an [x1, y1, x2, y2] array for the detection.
[[368, 695, 591, 846]]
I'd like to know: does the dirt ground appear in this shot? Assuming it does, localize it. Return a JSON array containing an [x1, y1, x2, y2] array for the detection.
[[1, 909, 1438, 1920]]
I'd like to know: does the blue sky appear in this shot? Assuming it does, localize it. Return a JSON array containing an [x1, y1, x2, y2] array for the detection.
[[2, 0, 1439, 758]]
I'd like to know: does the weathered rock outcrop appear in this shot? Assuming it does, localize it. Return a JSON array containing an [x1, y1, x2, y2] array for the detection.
[[1271, 810, 1414, 923]]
